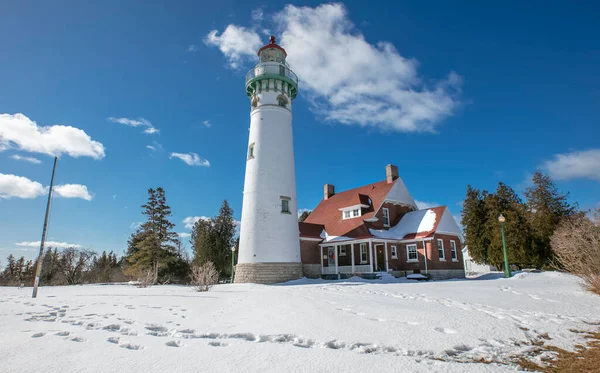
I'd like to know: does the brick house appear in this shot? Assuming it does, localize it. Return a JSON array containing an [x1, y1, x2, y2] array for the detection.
[[298, 165, 465, 280]]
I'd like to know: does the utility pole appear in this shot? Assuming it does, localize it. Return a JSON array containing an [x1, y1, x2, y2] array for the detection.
[[32, 156, 58, 298]]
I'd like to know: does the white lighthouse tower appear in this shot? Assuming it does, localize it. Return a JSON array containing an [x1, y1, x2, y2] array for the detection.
[[235, 36, 303, 284]]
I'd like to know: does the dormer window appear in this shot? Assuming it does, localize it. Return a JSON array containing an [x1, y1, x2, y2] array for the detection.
[[340, 204, 367, 220]]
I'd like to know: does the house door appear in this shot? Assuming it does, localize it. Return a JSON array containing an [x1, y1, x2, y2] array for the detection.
[[327, 247, 336, 267], [376, 246, 385, 271]]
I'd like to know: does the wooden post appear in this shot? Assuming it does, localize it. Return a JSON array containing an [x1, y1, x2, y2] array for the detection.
[[32, 156, 58, 298], [368, 240, 373, 273], [351, 243, 355, 274], [320, 246, 324, 275], [335, 245, 339, 279], [384, 241, 389, 272]]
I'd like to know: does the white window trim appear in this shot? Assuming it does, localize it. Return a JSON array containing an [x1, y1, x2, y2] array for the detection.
[[406, 244, 418, 262], [280, 196, 291, 214], [450, 240, 458, 261], [360, 243, 367, 264], [247, 142, 255, 160], [352, 209, 360, 217], [391, 245, 398, 259], [343, 210, 351, 219], [341, 205, 364, 220], [340, 245, 347, 256], [437, 239, 445, 261], [382, 207, 390, 227]]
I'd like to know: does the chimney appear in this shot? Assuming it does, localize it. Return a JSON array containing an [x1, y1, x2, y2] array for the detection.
[[386, 164, 398, 183], [324, 184, 335, 200]]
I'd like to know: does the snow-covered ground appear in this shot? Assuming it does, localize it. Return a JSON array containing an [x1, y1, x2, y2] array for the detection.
[[1, 272, 599, 372]]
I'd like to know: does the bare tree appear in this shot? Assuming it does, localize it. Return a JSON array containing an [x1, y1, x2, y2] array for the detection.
[[190, 262, 219, 292], [58, 247, 96, 285], [551, 209, 600, 294]]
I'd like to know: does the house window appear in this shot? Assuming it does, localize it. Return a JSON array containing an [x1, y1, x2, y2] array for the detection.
[[247, 143, 255, 159], [280, 196, 291, 214], [343, 211, 351, 219], [360, 243, 367, 263], [340, 245, 347, 256], [352, 209, 360, 217], [450, 240, 458, 261], [406, 244, 418, 262], [382, 208, 390, 227], [437, 239, 445, 261], [391, 245, 397, 259]]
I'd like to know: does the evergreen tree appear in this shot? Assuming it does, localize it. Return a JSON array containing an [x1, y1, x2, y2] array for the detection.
[[126, 187, 180, 283], [192, 200, 237, 275], [461, 186, 489, 264], [298, 210, 311, 222], [483, 183, 531, 269], [40, 248, 55, 284], [525, 172, 577, 268], [5, 254, 16, 277]]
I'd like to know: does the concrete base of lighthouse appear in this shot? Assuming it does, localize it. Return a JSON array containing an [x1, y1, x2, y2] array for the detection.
[[234, 263, 303, 284]]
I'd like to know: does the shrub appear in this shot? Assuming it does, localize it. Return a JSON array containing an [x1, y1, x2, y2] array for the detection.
[[190, 262, 219, 292], [551, 209, 600, 295]]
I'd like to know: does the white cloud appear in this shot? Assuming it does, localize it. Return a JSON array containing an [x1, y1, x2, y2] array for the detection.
[[202, 120, 211, 128], [0, 173, 93, 200], [16, 241, 81, 248], [108, 117, 158, 135], [178, 232, 191, 238], [542, 149, 600, 181], [297, 208, 311, 218], [10, 154, 41, 164], [183, 216, 210, 229], [53, 184, 93, 201], [415, 200, 440, 209], [205, 4, 462, 133], [204, 25, 262, 68], [0, 113, 105, 159], [187, 44, 198, 52], [169, 152, 210, 167], [251, 8, 264, 22], [0, 173, 46, 199], [146, 141, 163, 152], [130, 221, 142, 230]]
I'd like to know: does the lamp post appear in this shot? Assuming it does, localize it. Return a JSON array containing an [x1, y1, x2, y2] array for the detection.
[[231, 246, 236, 283], [498, 214, 511, 278]]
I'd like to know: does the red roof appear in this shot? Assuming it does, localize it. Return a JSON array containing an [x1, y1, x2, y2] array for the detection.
[[303, 179, 395, 239], [257, 36, 287, 57], [298, 222, 325, 239]]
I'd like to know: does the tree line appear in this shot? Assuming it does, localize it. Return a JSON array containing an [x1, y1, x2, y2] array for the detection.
[[1, 186, 238, 287], [1, 248, 123, 286], [461, 172, 579, 269]]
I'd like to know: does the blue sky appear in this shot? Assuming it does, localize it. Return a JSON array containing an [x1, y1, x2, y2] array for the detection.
[[1, 1, 599, 262]]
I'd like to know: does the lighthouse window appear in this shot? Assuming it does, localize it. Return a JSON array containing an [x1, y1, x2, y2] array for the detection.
[[277, 94, 288, 107], [247, 143, 255, 160], [280, 196, 291, 214]]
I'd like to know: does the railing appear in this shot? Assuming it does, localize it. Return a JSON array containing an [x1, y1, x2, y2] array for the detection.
[[322, 265, 372, 275], [245, 62, 298, 86]]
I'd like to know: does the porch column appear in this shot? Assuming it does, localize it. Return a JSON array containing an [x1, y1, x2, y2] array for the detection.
[[351, 243, 355, 274], [335, 245, 339, 279], [374, 244, 378, 271], [320, 246, 324, 274], [384, 241, 389, 272], [369, 240, 374, 273]]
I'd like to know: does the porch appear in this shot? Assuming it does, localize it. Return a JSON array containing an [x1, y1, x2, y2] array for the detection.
[[319, 240, 394, 276]]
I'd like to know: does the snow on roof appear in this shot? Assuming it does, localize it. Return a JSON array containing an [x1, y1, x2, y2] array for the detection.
[[322, 230, 354, 243], [369, 208, 438, 239], [384, 176, 417, 209]]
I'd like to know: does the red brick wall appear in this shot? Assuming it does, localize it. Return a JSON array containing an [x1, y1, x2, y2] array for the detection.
[[427, 234, 464, 270], [368, 203, 415, 230], [300, 240, 321, 265]]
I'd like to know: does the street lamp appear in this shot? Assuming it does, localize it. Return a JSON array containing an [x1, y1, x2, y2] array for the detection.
[[231, 246, 236, 283], [498, 214, 511, 278]]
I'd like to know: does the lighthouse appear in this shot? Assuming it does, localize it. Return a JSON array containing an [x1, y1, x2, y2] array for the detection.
[[235, 36, 303, 284]]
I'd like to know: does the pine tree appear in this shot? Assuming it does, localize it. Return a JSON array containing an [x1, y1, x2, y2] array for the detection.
[[461, 185, 489, 264], [5, 254, 16, 277], [126, 187, 180, 283], [483, 183, 531, 269], [192, 200, 237, 275], [298, 210, 311, 222], [40, 248, 55, 284], [525, 172, 577, 268]]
